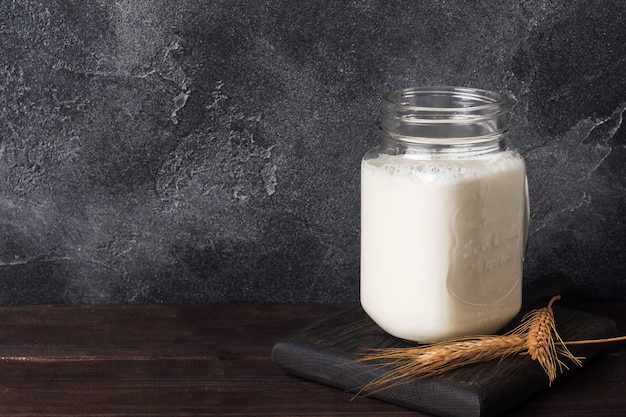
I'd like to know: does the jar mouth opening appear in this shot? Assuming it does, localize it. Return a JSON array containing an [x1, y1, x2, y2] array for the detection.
[[381, 86, 508, 116], [379, 86, 510, 144]]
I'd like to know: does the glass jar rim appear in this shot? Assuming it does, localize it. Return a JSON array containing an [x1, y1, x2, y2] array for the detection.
[[381, 86, 509, 116], [378, 86, 510, 146]]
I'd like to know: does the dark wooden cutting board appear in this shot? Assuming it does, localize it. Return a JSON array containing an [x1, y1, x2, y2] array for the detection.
[[272, 274, 617, 417]]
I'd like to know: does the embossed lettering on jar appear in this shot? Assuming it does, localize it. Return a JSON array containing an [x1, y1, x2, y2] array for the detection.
[[360, 87, 529, 343]]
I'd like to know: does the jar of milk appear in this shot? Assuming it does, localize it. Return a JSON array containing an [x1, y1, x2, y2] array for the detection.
[[360, 86, 529, 343]]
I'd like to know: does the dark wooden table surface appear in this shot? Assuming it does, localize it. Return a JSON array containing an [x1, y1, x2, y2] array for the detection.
[[0, 302, 624, 416]]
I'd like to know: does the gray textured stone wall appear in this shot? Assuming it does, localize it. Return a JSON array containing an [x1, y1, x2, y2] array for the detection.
[[0, 1, 624, 304]]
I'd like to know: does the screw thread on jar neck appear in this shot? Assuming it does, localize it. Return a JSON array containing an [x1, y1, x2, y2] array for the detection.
[[379, 86, 509, 154]]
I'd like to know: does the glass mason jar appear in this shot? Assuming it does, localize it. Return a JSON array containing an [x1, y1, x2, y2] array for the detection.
[[360, 86, 529, 343]]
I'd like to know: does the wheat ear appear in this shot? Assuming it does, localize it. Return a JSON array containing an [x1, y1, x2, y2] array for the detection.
[[511, 295, 582, 385]]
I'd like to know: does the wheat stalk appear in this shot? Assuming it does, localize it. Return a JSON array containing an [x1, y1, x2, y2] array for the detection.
[[355, 295, 596, 395], [356, 334, 526, 396]]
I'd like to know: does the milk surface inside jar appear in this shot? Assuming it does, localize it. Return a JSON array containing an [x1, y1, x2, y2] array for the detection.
[[360, 87, 529, 343]]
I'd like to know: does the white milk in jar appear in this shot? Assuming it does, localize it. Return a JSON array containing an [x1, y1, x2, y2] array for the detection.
[[360, 87, 529, 343]]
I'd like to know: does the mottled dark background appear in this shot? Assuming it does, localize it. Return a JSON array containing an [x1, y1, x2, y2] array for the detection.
[[0, 0, 624, 305]]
